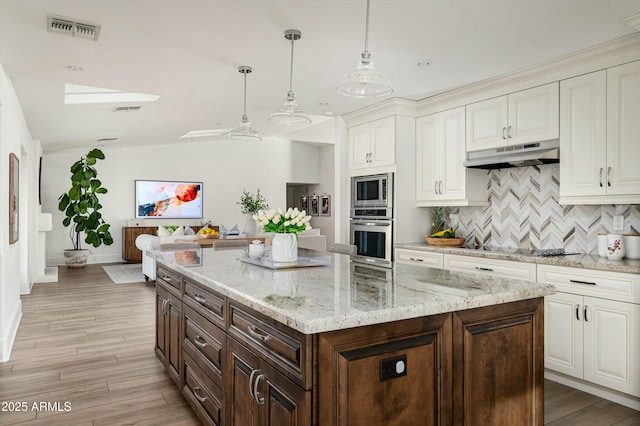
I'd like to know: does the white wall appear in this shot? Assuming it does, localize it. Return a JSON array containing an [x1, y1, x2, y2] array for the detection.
[[42, 138, 322, 265], [0, 64, 39, 361]]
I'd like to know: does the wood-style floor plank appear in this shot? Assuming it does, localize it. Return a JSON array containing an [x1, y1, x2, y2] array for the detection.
[[0, 264, 199, 426], [0, 264, 637, 425]]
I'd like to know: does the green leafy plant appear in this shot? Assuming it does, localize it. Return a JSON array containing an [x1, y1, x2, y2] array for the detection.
[[57, 148, 113, 250], [237, 188, 269, 215]]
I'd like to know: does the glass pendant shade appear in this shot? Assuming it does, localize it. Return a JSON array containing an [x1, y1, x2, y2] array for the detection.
[[268, 29, 311, 126], [336, 52, 393, 97], [337, 0, 393, 98], [228, 65, 262, 141]]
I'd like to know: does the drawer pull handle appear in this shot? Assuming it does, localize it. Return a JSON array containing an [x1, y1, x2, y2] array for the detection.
[[253, 373, 265, 405], [475, 266, 493, 272], [570, 279, 596, 286], [248, 325, 271, 342], [502, 126, 507, 140], [193, 386, 207, 403], [161, 275, 172, 281], [584, 305, 589, 322], [607, 166, 611, 187], [409, 257, 424, 262], [599, 168, 603, 187], [194, 294, 207, 304], [576, 304, 581, 321], [193, 335, 208, 349]]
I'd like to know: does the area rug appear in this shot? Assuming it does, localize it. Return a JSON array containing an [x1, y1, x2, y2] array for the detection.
[[102, 263, 146, 284]]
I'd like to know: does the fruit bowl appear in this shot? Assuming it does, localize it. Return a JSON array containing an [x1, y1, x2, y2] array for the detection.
[[196, 233, 219, 239], [425, 237, 466, 247]]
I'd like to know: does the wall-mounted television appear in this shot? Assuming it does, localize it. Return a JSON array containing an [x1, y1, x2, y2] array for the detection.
[[135, 180, 203, 219]]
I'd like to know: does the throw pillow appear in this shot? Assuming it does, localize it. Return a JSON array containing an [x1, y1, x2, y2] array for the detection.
[[173, 225, 185, 236], [184, 226, 195, 235], [157, 226, 171, 236]]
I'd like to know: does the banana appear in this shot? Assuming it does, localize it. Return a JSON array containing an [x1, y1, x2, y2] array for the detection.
[[430, 227, 454, 238]]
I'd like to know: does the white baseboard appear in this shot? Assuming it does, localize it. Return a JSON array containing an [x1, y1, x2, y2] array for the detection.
[[545, 370, 640, 411], [33, 266, 59, 283], [0, 300, 22, 363]]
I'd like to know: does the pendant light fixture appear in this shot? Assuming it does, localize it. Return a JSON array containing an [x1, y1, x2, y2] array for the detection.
[[227, 65, 262, 141], [268, 29, 311, 126], [337, 0, 393, 98]]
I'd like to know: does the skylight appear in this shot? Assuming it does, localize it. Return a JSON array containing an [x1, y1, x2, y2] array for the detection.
[[64, 83, 159, 105], [179, 129, 232, 139]]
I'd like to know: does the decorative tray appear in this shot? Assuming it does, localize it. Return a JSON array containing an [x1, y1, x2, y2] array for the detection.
[[239, 255, 331, 270], [425, 237, 466, 247]]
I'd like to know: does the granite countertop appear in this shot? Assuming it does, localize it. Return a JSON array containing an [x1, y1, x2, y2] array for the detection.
[[395, 242, 640, 274], [151, 248, 554, 335]]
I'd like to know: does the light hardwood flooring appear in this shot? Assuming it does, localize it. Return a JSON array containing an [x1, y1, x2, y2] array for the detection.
[[1, 264, 639, 425]]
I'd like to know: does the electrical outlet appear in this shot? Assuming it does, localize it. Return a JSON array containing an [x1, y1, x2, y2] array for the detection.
[[613, 215, 624, 231]]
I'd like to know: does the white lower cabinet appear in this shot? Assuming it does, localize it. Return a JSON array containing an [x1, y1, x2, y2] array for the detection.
[[443, 254, 537, 281], [540, 264, 640, 398], [395, 249, 443, 269]]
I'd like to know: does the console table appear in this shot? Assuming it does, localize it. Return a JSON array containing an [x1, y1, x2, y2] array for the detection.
[[122, 226, 205, 263]]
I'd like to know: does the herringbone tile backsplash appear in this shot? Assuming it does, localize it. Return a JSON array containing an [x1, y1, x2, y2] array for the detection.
[[451, 165, 639, 254]]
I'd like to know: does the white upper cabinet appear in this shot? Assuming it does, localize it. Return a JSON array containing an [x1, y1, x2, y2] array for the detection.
[[466, 82, 559, 152], [348, 116, 395, 171], [415, 107, 487, 206], [559, 60, 640, 204]]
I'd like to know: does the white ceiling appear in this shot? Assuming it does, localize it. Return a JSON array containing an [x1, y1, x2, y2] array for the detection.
[[1, 0, 638, 153]]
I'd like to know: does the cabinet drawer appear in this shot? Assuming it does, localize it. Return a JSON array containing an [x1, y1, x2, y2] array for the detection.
[[183, 305, 225, 386], [229, 302, 309, 388], [183, 352, 224, 426], [157, 265, 181, 293], [395, 249, 443, 269], [537, 264, 639, 303], [444, 254, 537, 282], [184, 279, 225, 329]]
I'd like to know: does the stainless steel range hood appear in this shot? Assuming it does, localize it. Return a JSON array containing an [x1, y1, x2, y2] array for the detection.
[[463, 140, 559, 169]]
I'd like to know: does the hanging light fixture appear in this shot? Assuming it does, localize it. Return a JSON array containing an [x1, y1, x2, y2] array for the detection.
[[268, 29, 311, 126], [227, 65, 262, 141], [337, 0, 393, 98]]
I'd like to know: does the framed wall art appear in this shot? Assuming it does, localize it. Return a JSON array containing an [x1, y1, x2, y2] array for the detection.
[[310, 194, 319, 216], [300, 195, 308, 213], [9, 153, 19, 244], [320, 194, 331, 216]]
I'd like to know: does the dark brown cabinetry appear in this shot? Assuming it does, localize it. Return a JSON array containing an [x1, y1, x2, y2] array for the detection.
[[155, 263, 545, 426], [155, 278, 182, 387]]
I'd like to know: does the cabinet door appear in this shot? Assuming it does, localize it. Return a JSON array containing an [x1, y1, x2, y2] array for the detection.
[[228, 337, 260, 426], [317, 314, 452, 426], [453, 298, 544, 425], [606, 61, 640, 196], [260, 360, 310, 426], [439, 107, 466, 201], [369, 116, 395, 167], [349, 123, 371, 171], [583, 297, 640, 397], [415, 114, 439, 201], [559, 70, 607, 198], [544, 293, 583, 379], [466, 95, 508, 152], [167, 291, 182, 386], [156, 285, 169, 364], [507, 82, 559, 145]]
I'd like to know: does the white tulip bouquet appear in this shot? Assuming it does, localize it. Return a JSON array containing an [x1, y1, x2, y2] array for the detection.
[[253, 207, 312, 237]]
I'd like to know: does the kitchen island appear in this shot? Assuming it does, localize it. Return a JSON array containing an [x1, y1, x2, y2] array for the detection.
[[151, 247, 555, 426]]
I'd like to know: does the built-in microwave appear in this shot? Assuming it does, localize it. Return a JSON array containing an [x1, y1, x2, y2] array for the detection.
[[351, 173, 392, 209]]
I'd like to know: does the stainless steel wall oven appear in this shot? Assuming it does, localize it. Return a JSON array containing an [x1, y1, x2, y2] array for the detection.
[[350, 173, 394, 268]]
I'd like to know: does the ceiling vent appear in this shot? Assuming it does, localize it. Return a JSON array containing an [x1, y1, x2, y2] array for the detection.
[[47, 14, 101, 41], [96, 137, 118, 142], [112, 106, 142, 113]]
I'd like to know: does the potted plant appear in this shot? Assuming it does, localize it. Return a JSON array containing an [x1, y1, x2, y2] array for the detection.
[[57, 148, 113, 268], [237, 188, 269, 237], [254, 207, 311, 262]]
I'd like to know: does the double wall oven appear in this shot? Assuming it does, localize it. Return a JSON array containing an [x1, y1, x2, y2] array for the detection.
[[350, 172, 393, 268]]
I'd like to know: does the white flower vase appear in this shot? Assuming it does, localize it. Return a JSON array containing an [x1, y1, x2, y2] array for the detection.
[[271, 233, 298, 263], [243, 214, 257, 237]]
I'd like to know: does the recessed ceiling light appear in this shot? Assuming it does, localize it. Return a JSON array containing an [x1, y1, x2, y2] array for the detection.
[[324, 111, 334, 117], [67, 65, 84, 71], [417, 60, 433, 68]]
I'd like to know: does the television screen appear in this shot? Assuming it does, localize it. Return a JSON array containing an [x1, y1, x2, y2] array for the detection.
[[135, 180, 203, 219]]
